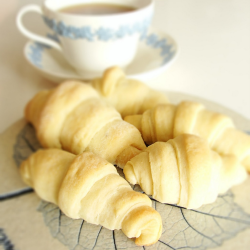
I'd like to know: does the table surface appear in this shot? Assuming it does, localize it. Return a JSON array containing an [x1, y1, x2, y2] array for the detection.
[[0, 0, 249, 134]]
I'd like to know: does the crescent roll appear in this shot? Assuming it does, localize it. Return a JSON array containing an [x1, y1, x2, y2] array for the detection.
[[125, 101, 250, 172], [124, 134, 247, 209], [91, 67, 169, 117], [25, 81, 146, 168], [20, 149, 162, 246]]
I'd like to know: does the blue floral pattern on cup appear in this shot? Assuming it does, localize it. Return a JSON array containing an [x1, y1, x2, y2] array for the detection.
[[28, 32, 175, 69], [142, 34, 175, 64], [28, 43, 48, 68], [27, 34, 59, 68], [43, 16, 151, 41]]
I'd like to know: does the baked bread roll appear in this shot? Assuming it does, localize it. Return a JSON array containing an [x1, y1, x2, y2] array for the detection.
[[124, 134, 247, 209], [25, 81, 146, 167], [91, 67, 169, 117], [20, 149, 162, 246], [125, 101, 250, 172]]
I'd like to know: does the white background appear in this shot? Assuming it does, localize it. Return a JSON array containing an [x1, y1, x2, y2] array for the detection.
[[0, 0, 249, 133]]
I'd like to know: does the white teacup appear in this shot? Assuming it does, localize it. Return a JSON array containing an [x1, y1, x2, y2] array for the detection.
[[17, 0, 154, 78]]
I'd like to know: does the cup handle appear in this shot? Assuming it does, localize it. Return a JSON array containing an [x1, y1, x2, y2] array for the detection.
[[16, 5, 63, 52]]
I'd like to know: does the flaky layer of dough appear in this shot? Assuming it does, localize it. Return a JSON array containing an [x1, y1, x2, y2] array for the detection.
[[25, 81, 146, 167], [125, 101, 250, 172], [124, 134, 247, 209], [20, 149, 162, 246], [91, 67, 169, 117]]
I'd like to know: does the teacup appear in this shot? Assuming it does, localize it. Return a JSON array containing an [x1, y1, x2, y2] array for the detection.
[[17, 0, 154, 78]]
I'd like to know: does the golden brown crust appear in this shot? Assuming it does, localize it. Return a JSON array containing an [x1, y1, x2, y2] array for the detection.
[[91, 67, 169, 117], [24, 90, 50, 131], [24, 81, 146, 167], [125, 101, 250, 171], [124, 134, 247, 209], [20, 149, 162, 246], [122, 205, 162, 246], [115, 146, 142, 169]]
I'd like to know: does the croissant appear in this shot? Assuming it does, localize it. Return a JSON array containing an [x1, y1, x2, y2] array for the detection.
[[91, 67, 169, 117], [124, 134, 247, 209], [125, 101, 250, 172], [20, 149, 162, 246], [25, 81, 146, 168]]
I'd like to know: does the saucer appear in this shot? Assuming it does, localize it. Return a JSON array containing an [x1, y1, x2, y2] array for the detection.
[[24, 28, 178, 83]]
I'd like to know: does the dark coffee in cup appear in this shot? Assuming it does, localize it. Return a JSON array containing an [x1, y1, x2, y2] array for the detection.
[[59, 3, 136, 15]]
